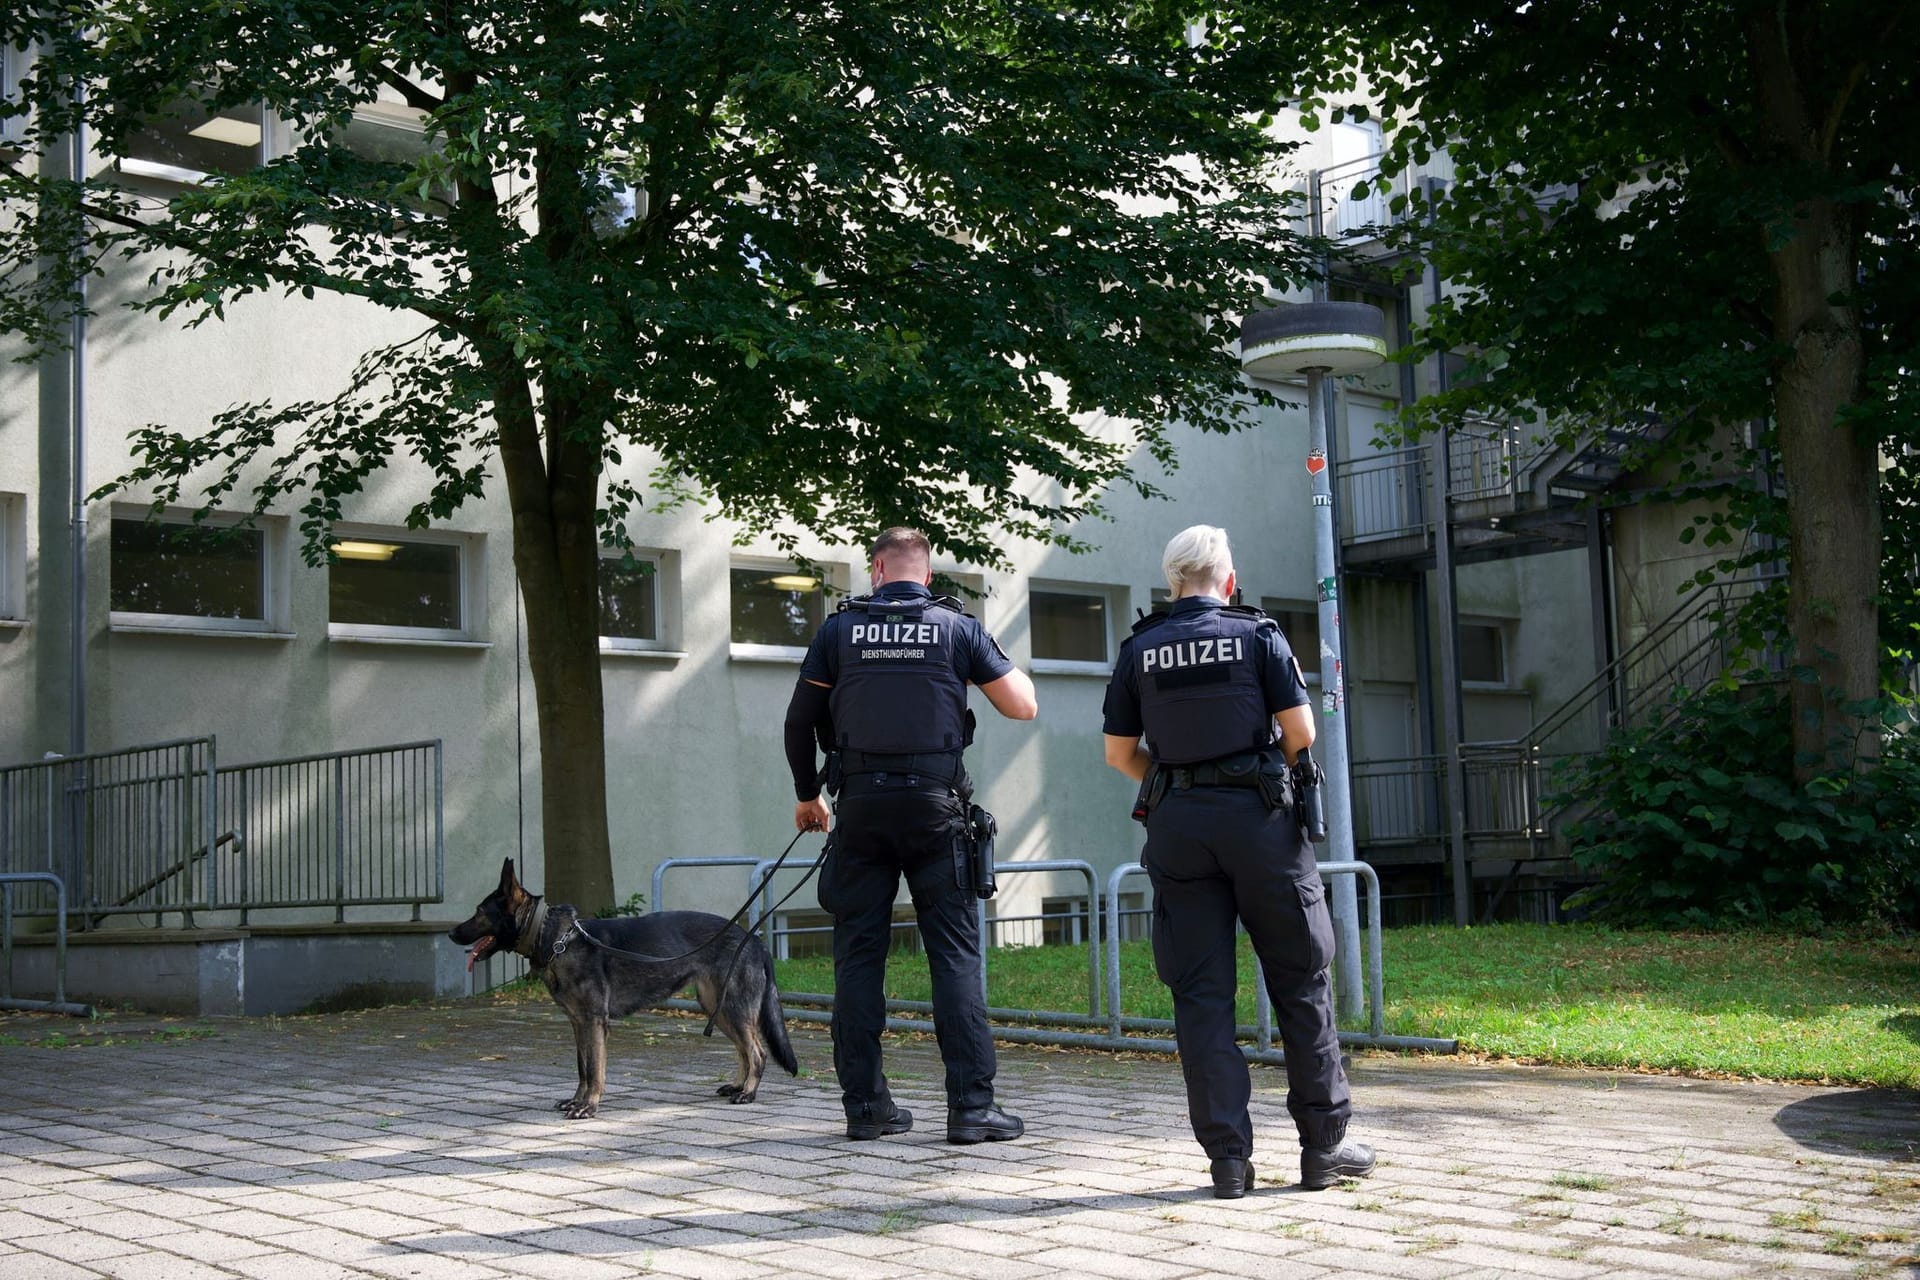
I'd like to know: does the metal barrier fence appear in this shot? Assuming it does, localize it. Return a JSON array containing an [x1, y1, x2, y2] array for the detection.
[[0, 737, 443, 925], [0, 872, 93, 1016], [644, 854, 1455, 1060]]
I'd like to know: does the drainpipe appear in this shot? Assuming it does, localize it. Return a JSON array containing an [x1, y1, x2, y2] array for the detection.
[[68, 97, 87, 758]]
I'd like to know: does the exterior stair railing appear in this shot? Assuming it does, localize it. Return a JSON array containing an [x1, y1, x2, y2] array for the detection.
[[1448, 571, 1784, 879]]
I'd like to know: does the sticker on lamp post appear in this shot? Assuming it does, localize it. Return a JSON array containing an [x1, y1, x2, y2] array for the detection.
[[1306, 448, 1327, 476]]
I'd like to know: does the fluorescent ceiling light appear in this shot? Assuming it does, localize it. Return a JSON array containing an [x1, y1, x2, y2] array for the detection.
[[767, 574, 819, 591], [333, 540, 402, 562], [187, 117, 262, 148]]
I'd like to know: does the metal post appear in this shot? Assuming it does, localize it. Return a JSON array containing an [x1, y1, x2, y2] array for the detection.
[[1430, 424, 1472, 925], [1305, 367, 1365, 1021], [432, 740, 446, 909], [332, 755, 346, 923]]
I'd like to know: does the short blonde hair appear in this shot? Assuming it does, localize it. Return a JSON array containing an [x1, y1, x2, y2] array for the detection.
[[1162, 525, 1233, 596]]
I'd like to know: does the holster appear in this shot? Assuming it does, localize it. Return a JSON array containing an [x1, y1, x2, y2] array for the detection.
[[1255, 753, 1294, 813], [953, 803, 998, 899], [967, 804, 997, 900], [820, 751, 844, 799], [1292, 749, 1328, 842], [1130, 766, 1169, 825]]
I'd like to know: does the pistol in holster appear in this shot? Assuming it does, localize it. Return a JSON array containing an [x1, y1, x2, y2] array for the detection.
[[956, 803, 997, 899], [1130, 765, 1169, 825], [1291, 748, 1328, 842]]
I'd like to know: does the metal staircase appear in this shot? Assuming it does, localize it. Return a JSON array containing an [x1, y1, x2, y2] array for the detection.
[[1449, 571, 1783, 898]]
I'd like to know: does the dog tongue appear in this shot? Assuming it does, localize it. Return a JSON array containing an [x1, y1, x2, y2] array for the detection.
[[465, 937, 492, 973]]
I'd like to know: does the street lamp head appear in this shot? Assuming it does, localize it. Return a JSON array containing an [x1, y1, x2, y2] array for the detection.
[[1239, 301, 1389, 381]]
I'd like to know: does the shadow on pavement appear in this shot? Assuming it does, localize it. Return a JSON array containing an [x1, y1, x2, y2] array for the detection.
[[1773, 1087, 1920, 1160]]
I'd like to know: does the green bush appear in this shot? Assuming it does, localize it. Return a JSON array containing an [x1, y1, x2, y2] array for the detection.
[[1557, 682, 1920, 929]]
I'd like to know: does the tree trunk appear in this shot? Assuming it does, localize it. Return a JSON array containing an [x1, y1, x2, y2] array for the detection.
[[492, 369, 618, 913], [1771, 214, 1881, 778], [1748, 6, 1884, 781]]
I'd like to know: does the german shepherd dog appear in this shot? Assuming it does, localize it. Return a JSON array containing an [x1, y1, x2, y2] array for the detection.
[[449, 858, 798, 1118]]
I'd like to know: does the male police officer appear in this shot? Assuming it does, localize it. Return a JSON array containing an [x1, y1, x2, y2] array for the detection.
[[1101, 525, 1375, 1198], [784, 527, 1037, 1143]]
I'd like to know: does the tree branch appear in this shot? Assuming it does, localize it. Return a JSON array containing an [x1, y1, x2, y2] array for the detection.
[[376, 65, 444, 112], [70, 186, 472, 337]]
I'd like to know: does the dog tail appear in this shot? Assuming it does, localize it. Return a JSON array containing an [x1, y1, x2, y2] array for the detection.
[[761, 951, 799, 1077]]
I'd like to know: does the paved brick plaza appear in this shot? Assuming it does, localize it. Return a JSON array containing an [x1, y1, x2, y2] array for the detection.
[[1, 1003, 1915, 1278]]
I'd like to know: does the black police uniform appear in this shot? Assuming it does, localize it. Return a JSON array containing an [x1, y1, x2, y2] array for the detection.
[[1101, 595, 1352, 1162], [787, 581, 1014, 1121]]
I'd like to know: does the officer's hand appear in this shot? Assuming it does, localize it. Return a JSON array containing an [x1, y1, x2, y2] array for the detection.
[[795, 797, 832, 833]]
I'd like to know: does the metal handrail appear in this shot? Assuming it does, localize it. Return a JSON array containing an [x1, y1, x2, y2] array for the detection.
[[0, 872, 94, 1017], [656, 855, 1453, 1059]]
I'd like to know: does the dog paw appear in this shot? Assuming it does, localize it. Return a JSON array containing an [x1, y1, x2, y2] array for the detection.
[[560, 1101, 599, 1119], [715, 1084, 741, 1097], [728, 1089, 758, 1104], [554, 1098, 576, 1113]]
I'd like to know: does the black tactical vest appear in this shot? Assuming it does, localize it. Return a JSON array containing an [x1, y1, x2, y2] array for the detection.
[[830, 593, 970, 755], [1132, 603, 1278, 765]]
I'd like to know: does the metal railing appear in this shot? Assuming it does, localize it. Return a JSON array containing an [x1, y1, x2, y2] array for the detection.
[[0, 872, 93, 1016], [0, 737, 443, 925], [1311, 150, 1457, 242], [214, 740, 444, 923], [1352, 755, 1444, 845], [1448, 571, 1784, 854], [640, 854, 1455, 1059], [0, 739, 218, 924], [1337, 448, 1430, 542]]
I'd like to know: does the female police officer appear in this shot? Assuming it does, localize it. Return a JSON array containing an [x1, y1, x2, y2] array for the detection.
[[1101, 524, 1375, 1198]]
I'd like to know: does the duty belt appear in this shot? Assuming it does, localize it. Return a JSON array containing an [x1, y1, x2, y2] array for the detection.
[[839, 750, 965, 788], [1168, 752, 1267, 790]]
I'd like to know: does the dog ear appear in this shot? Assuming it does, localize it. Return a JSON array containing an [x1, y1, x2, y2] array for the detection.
[[498, 857, 517, 894]]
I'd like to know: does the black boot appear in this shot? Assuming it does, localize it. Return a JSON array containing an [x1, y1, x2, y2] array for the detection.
[[1209, 1156, 1256, 1199], [846, 1105, 913, 1141], [1301, 1139, 1376, 1190], [946, 1105, 1024, 1144]]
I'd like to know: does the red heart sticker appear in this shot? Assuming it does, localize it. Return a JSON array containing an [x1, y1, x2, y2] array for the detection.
[[1305, 449, 1327, 476]]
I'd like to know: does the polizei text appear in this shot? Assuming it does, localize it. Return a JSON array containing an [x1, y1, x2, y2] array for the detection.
[[1139, 636, 1245, 672], [851, 622, 942, 646]]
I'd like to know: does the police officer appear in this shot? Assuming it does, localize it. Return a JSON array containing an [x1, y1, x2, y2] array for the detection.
[[783, 527, 1038, 1143], [1101, 525, 1375, 1198]]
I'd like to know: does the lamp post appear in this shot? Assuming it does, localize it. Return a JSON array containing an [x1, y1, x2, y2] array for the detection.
[[1239, 301, 1388, 1022]]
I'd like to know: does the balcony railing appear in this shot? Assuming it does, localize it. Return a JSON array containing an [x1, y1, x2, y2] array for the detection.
[[1337, 448, 1430, 542], [1312, 151, 1458, 242]]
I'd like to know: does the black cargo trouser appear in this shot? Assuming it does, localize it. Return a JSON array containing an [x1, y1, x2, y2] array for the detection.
[[1143, 785, 1351, 1159], [818, 774, 995, 1117]]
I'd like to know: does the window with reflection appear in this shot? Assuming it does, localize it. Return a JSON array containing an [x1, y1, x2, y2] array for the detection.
[[120, 97, 269, 182], [600, 553, 660, 642], [1030, 588, 1109, 663], [1260, 598, 1321, 679], [110, 516, 265, 623], [730, 565, 825, 647], [1460, 622, 1507, 684], [329, 536, 462, 632]]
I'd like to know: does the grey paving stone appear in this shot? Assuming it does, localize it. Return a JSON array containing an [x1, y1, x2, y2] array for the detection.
[[0, 1255, 103, 1280], [3, 1005, 1917, 1280]]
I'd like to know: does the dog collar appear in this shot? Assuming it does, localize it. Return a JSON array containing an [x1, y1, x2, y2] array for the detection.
[[526, 900, 579, 969]]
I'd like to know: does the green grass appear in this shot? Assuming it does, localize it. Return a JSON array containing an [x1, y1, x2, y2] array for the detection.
[[774, 923, 1920, 1088]]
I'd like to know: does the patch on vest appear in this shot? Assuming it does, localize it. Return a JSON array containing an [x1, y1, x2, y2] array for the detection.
[[1139, 636, 1244, 673], [851, 621, 942, 660]]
